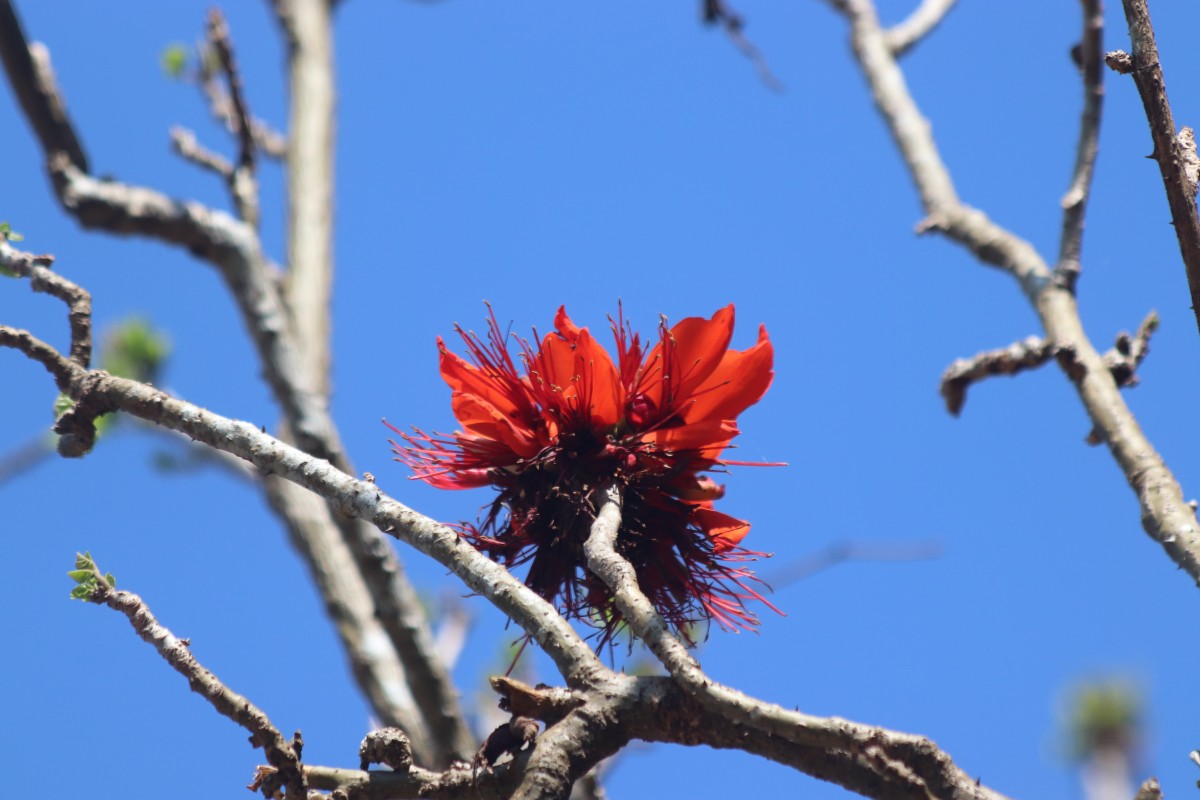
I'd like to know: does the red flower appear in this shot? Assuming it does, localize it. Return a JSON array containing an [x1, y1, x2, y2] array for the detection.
[[389, 304, 780, 645]]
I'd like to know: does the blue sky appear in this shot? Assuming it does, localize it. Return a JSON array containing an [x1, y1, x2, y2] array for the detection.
[[3, 2, 1199, 798]]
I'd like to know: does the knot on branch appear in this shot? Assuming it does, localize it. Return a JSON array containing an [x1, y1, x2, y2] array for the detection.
[[53, 370, 113, 457], [474, 716, 540, 771], [1101, 311, 1159, 389], [1104, 49, 1134, 74], [491, 676, 586, 726], [359, 727, 412, 772]]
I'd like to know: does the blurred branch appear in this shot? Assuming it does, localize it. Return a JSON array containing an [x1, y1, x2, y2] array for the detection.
[[700, 0, 783, 92], [73, 554, 307, 800], [203, 9, 259, 226], [0, 242, 90, 366], [766, 538, 943, 588], [1133, 778, 1161, 800], [884, 0, 959, 57], [1055, 0, 1104, 292], [0, 434, 53, 485], [1109, 0, 1200, 338], [825, 0, 1200, 585]]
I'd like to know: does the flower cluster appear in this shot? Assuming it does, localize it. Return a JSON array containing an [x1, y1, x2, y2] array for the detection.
[[390, 304, 779, 645]]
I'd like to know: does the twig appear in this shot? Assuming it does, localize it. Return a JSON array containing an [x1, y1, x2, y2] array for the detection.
[[884, 0, 960, 58], [701, 0, 784, 92], [0, 240, 91, 366], [0, 433, 52, 485], [1133, 777, 1162, 800], [78, 559, 306, 800], [1110, 0, 1200, 338], [766, 538, 943, 588], [1100, 310, 1158, 389], [205, 9, 259, 227], [205, 9, 254, 173], [1055, 0, 1104, 292], [169, 126, 233, 178], [827, 0, 1200, 584], [939, 336, 1057, 416]]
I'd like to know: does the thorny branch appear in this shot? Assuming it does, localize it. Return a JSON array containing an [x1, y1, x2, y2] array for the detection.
[[827, 0, 1200, 583], [1110, 0, 1200, 338], [76, 559, 307, 800]]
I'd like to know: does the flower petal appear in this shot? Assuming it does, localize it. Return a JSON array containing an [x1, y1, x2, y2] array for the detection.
[[692, 507, 751, 552], [683, 324, 774, 424], [451, 391, 540, 458], [438, 337, 523, 419], [638, 305, 735, 415], [642, 418, 738, 454]]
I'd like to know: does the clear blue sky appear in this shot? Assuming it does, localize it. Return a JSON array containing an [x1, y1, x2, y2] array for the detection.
[[3, 2, 1199, 798]]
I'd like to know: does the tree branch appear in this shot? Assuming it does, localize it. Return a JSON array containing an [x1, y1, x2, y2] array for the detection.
[[0, 240, 91, 366], [0, 9, 473, 763], [883, 0, 959, 58], [1110, 0, 1200, 338], [1055, 0, 1104, 291], [827, 0, 1200, 584], [76, 558, 306, 800], [583, 483, 1008, 800], [940, 336, 1056, 416]]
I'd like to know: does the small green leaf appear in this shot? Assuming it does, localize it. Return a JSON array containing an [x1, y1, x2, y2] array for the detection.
[[67, 569, 91, 583], [70, 585, 91, 601], [160, 44, 189, 79], [54, 393, 75, 419], [104, 573, 116, 588], [0, 263, 15, 279], [102, 318, 171, 384], [75, 552, 94, 570]]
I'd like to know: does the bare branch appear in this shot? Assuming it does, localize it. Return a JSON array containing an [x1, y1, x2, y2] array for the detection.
[[1056, 0, 1105, 291], [884, 0, 960, 57], [0, 240, 91, 366], [765, 538, 943, 587], [272, 0, 336, 398], [1100, 310, 1159, 389], [170, 126, 234, 178], [1110, 0, 1200, 338], [77, 558, 306, 800], [939, 336, 1057, 416], [205, 9, 259, 227], [0, 0, 86, 170], [828, 0, 1200, 584]]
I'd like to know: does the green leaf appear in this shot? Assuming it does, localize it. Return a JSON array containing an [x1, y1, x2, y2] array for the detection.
[[54, 393, 75, 419], [104, 573, 116, 588], [160, 44, 189, 79], [101, 318, 171, 384], [74, 552, 94, 570], [67, 569, 91, 583], [69, 585, 91, 601]]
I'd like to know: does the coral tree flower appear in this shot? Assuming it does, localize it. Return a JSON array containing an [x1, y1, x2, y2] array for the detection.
[[389, 304, 779, 645]]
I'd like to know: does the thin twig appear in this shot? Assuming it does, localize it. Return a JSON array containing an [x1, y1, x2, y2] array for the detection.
[[1100, 310, 1158, 389], [205, 9, 259, 226], [1111, 0, 1200, 338], [939, 336, 1057, 416], [170, 126, 233, 178], [765, 538, 943, 588], [828, 0, 1200, 583], [1055, 0, 1104, 291], [0, 240, 91, 366], [883, 0, 960, 57], [79, 560, 306, 800]]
